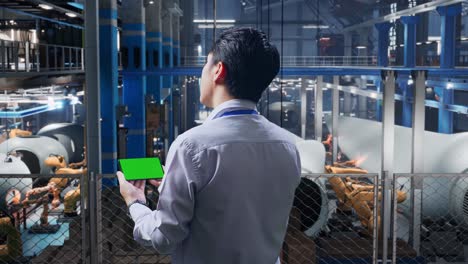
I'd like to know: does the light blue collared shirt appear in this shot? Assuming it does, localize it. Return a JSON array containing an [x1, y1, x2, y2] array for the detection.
[[129, 99, 302, 264]]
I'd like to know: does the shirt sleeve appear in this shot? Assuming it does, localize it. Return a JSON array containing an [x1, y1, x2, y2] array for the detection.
[[129, 139, 199, 254]]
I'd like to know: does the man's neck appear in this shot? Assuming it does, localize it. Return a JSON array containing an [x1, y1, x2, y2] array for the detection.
[[211, 86, 235, 108]]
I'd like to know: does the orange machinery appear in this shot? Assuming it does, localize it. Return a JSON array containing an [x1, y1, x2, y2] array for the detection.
[[326, 164, 407, 235]]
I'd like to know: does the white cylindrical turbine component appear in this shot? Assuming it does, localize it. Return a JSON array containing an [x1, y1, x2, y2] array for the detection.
[[0, 136, 69, 174], [37, 123, 85, 163], [330, 116, 468, 225], [0, 153, 32, 211]]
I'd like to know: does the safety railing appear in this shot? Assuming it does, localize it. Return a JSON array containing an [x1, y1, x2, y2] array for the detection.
[[2, 172, 468, 263], [0, 40, 84, 73], [181, 56, 378, 67], [0, 173, 84, 264], [281, 56, 378, 67]]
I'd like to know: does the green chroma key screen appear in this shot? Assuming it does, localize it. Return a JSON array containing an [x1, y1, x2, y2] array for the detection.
[[119, 157, 165, 180]]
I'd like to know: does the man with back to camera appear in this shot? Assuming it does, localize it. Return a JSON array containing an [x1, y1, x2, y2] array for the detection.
[[117, 27, 302, 264]]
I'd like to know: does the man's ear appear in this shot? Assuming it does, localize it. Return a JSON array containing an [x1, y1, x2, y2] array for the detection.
[[214, 61, 227, 83]]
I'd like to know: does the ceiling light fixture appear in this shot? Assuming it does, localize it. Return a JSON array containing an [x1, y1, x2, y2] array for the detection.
[[149, 0, 154, 4], [302, 24, 329, 29], [66, 12, 78, 18], [38, 4, 53, 10], [198, 24, 234, 29], [193, 19, 236, 23]]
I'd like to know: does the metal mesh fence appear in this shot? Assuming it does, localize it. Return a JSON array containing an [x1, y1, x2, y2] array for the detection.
[[98, 174, 170, 264], [282, 173, 379, 264], [0, 174, 83, 264], [4, 173, 468, 263], [393, 174, 468, 264]]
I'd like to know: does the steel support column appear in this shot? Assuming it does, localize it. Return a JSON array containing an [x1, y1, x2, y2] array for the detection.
[[162, 2, 174, 143], [375, 22, 391, 67], [437, 4, 461, 69], [314, 76, 323, 142], [401, 16, 419, 68], [357, 28, 369, 56], [84, 0, 101, 263], [358, 77, 368, 119], [332, 76, 339, 163], [121, 0, 146, 158], [402, 81, 413, 127], [99, 0, 118, 183], [301, 78, 307, 139], [375, 79, 382, 121], [381, 70, 396, 264], [436, 4, 461, 133], [409, 70, 426, 255], [146, 0, 162, 103], [343, 91, 352, 116], [171, 2, 182, 139]]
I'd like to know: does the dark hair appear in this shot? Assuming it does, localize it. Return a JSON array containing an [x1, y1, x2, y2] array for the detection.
[[210, 27, 280, 103]]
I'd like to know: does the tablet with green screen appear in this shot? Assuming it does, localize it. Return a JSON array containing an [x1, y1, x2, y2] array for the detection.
[[119, 157, 164, 181]]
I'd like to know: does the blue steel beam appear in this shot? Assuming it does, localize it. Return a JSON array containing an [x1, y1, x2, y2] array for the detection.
[[375, 22, 392, 67], [401, 16, 420, 68], [425, 99, 440, 108], [437, 4, 462, 69], [447, 104, 468, 115], [436, 4, 461, 134], [426, 80, 468, 91], [99, 2, 119, 180], [121, 0, 147, 158]]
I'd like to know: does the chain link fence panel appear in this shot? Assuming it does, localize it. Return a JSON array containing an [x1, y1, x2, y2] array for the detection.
[[98, 175, 170, 264], [393, 174, 468, 264], [6, 172, 468, 264], [0, 174, 83, 264], [282, 173, 380, 264]]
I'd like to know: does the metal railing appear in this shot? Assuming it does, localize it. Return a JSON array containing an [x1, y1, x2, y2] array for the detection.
[[181, 56, 378, 67], [2, 172, 468, 263], [0, 40, 84, 73], [281, 56, 377, 67]]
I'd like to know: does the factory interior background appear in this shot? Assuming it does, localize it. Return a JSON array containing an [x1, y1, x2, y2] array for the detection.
[[0, 0, 468, 263]]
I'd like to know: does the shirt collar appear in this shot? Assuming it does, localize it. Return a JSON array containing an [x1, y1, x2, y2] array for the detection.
[[205, 99, 258, 122]]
